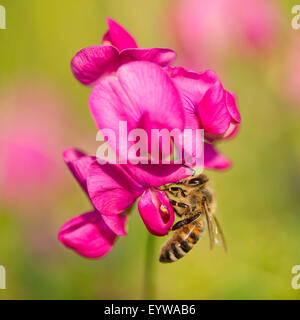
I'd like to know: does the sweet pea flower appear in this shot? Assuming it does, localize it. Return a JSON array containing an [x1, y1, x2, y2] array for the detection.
[[59, 148, 191, 258], [170, 0, 280, 70], [71, 18, 176, 85]]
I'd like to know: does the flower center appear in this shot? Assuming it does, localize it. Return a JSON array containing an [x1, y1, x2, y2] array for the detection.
[[159, 204, 170, 224]]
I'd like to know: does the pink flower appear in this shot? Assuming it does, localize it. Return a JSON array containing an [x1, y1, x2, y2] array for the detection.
[[0, 79, 69, 206], [59, 148, 191, 258], [71, 18, 176, 85], [170, 0, 280, 70]]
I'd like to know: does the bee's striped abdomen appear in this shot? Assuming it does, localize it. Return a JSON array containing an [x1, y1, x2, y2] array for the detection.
[[159, 221, 205, 263]]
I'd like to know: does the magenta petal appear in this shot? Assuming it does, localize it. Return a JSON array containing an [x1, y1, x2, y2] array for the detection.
[[89, 61, 185, 159], [223, 123, 240, 140], [63, 148, 96, 193], [63, 148, 86, 163], [169, 67, 232, 136], [204, 143, 231, 170], [138, 189, 175, 236], [198, 85, 232, 136], [103, 18, 138, 51], [58, 211, 117, 259], [226, 91, 241, 123], [120, 48, 176, 67], [71, 45, 119, 85], [169, 67, 220, 106], [101, 213, 128, 236], [123, 163, 192, 189], [87, 162, 144, 216]]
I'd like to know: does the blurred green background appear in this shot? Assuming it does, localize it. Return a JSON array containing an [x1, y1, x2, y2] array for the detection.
[[0, 0, 300, 300]]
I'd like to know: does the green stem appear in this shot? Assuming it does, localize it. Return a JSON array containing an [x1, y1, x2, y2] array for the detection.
[[144, 233, 156, 300]]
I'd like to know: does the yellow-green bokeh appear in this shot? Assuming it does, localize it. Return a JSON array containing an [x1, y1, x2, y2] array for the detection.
[[0, 0, 299, 300]]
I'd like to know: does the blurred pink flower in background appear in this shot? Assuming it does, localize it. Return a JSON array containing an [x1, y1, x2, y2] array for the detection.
[[0, 78, 75, 257], [169, 0, 280, 70], [284, 36, 300, 106], [0, 79, 69, 207]]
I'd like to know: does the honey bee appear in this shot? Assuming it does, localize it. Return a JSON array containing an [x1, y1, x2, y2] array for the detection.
[[159, 174, 226, 263]]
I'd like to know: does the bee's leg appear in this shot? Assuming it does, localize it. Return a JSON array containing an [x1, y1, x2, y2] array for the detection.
[[173, 207, 183, 218], [172, 213, 201, 231], [161, 187, 186, 198], [169, 199, 189, 218], [170, 199, 189, 208], [169, 187, 187, 198]]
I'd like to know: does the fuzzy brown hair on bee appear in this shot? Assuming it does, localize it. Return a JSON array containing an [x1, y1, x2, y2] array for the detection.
[[159, 174, 226, 263]]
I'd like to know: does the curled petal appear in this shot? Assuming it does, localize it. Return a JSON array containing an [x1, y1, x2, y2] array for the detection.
[[63, 148, 95, 193], [138, 189, 175, 236], [169, 67, 233, 136], [197, 85, 231, 136], [71, 45, 119, 85], [121, 48, 176, 67], [58, 211, 118, 259], [223, 123, 240, 140], [87, 162, 144, 216], [102, 18, 138, 51], [226, 91, 241, 123], [204, 143, 231, 170]]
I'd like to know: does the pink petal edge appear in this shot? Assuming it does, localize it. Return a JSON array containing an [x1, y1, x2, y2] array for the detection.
[[63, 148, 96, 193], [103, 18, 138, 51], [71, 45, 119, 85], [58, 211, 117, 259]]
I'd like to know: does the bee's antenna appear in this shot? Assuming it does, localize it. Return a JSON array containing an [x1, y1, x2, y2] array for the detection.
[[183, 164, 196, 176]]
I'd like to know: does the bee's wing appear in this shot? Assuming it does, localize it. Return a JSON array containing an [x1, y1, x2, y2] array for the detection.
[[203, 203, 227, 252], [211, 216, 227, 252], [203, 203, 215, 250]]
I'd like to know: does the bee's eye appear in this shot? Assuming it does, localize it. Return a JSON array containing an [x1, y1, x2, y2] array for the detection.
[[188, 175, 209, 186], [188, 178, 202, 186]]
